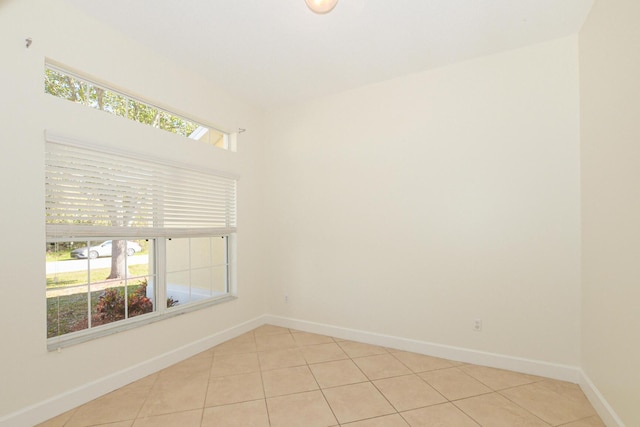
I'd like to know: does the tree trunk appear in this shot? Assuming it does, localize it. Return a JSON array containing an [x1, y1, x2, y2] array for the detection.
[[107, 239, 126, 279], [65, 76, 78, 102], [96, 87, 105, 110]]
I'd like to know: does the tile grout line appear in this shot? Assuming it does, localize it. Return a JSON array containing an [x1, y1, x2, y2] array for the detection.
[[337, 337, 485, 427], [379, 348, 482, 426], [58, 407, 78, 427], [496, 388, 554, 427], [337, 338, 403, 424], [447, 367, 554, 427], [386, 350, 452, 407], [442, 399, 485, 427], [254, 328, 273, 426], [305, 334, 341, 426], [443, 370, 499, 427], [198, 349, 216, 426]]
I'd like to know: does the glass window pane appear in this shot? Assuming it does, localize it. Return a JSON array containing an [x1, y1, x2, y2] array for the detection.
[[45, 68, 73, 99], [167, 239, 190, 272], [47, 288, 90, 338], [103, 90, 128, 117], [86, 84, 106, 110], [127, 240, 149, 276], [47, 241, 91, 338], [127, 239, 155, 317], [78, 80, 90, 106], [167, 271, 190, 305], [89, 239, 124, 327], [211, 236, 227, 265], [158, 111, 197, 137], [212, 265, 228, 295], [191, 237, 212, 269], [128, 239, 154, 300], [165, 236, 229, 307], [127, 276, 154, 319], [211, 130, 228, 149], [91, 279, 126, 327], [191, 267, 213, 301], [128, 100, 159, 126]]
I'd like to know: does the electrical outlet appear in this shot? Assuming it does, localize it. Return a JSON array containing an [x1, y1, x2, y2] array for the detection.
[[473, 319, 482, 332]]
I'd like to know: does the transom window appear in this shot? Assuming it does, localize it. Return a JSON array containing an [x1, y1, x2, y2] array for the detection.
[[44, 62, 231, 149]]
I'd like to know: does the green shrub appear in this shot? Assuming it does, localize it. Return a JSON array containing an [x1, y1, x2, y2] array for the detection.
[[70, 280, 179, 331], [167, 295, 179, 308], [94, 283, 153, 324]]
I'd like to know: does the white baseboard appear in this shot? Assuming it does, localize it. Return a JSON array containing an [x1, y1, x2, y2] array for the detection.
[[579, 370, 626, 427], [3, 314, 626, 427], [0, 315, 267, 427], [267, 315, 630, 426], [264, 315, 581, 383]]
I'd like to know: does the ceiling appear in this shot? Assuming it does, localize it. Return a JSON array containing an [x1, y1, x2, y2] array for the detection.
[[64, 0, 594, 110]]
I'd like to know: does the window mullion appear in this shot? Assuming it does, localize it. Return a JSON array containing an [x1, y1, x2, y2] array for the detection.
[[156, 238, 167, 312], [86, 241, 92, 329], [124, 243, 129, 320]]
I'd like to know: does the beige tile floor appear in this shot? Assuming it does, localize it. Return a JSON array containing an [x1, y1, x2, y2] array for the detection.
[[38, 325, 605, 427]]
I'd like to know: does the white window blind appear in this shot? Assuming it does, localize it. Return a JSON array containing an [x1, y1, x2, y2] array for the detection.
[[45, 133, 237, 238]]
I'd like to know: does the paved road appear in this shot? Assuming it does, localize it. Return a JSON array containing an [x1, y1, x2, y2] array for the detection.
[[46, 255, 149, 275]]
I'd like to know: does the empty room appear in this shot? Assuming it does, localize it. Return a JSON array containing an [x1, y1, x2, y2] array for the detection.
[[0, 0, 638, 426]]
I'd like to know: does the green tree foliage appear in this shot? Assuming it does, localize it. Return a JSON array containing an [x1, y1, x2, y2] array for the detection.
[[44, 68, 200, 137]]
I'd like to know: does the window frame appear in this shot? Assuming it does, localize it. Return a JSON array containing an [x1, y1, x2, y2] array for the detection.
[[45, 133, 238, 351], [46, 234, 236, 351]]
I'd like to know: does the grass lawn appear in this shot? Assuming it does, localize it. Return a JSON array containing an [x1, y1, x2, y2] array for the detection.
[[47, 264, 150, 289], [47, 282, 148, 338], [46, 250, 73, 262]]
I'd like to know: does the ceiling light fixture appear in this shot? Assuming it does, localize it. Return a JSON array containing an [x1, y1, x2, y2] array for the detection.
[[305, 0, 339, 14]]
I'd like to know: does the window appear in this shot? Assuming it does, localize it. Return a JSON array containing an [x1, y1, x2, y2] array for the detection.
[[44, 63, 231, 150], [165, 236, 230, 305], [47, 239, 157, 338], [45, 133, 237, 349]]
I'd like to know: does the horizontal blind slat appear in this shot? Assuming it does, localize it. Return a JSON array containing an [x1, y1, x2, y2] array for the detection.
[[45, 138, 237, 236]]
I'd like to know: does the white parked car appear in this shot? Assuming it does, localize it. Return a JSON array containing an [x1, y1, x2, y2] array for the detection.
[[70, 240, 142, 259]]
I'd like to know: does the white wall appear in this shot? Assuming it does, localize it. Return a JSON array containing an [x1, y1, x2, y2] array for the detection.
[[580, 0, 640, 425], [2, 0, 611, 423], [264, 36, 582, 366], [0, 0, 266, 421]]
